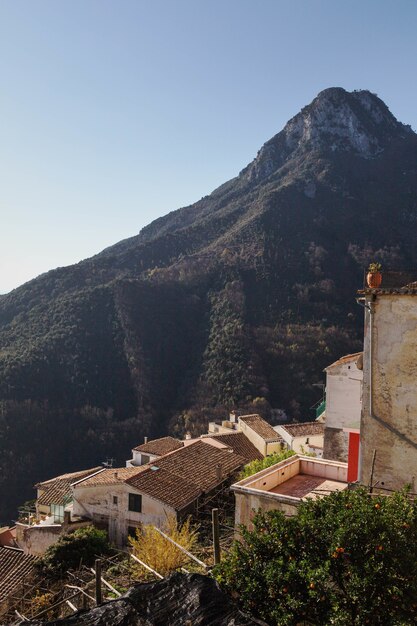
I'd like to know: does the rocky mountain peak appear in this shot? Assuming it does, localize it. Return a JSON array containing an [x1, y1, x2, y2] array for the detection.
[[243, 87, 412, 183]]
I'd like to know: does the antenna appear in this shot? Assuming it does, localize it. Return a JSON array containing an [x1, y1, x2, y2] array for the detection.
[[101, 458, 115, 468]]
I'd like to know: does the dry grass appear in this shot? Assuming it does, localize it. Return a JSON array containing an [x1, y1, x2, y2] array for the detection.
[[129, 516, 200, 576]]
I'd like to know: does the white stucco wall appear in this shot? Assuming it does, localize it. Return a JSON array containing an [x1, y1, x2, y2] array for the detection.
[[275, 427, 324, 455], [72, 484, 176, 546], [325, 359, 362, 431], [292, 434, 324, 455], [361, 294, 417, 491]]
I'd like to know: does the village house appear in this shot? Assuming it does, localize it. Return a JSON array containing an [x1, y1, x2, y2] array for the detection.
[[15, 467, 103, 556], [208, 413, 284, 456], [358, 275, 417, 491], [274, 421, 325, 457], [35, 467, 102, 521], [322, 352, 363, 469], [231, 454, 348, 529], [72, 440, 246, 546], [199, 431, 263, 463], [126, 436, 184, 467]]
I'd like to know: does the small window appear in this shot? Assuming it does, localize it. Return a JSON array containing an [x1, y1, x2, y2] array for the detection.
[[128, 493, 142, 512], [113, 496, 118, 505]]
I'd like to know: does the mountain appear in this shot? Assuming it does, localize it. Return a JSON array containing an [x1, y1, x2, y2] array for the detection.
[[1, 87, 417, 522]]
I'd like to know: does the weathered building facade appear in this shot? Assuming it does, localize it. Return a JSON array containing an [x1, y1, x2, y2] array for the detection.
[[360, 285, 417, 491]]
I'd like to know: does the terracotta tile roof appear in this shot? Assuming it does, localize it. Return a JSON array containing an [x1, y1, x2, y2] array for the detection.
[[325, 352, 363, 370], [239, 414, 283, 442], [358, 287, 417, 295], [133, 436, 184, 455], [37, 467, 103, 506], [201, 432, 263, 462], [73, 466, 147, 489], [280, 422, 325, 438], [127, 468, 201, 510], [0, 546, 37, 602], [127, 441, 246, 509], [153, 441, 246, 492]]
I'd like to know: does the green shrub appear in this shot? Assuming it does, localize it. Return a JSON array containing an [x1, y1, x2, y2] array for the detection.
[[38, 525, 111, 577], [239, 449, 295, 479], [214, 488, 417, 625]]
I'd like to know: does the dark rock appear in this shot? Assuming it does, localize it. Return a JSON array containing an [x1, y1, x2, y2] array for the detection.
[[26, 573, 267, 626]]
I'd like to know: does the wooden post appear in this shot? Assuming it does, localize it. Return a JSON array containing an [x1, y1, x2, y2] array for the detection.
[[152, 527, 208, 569], [95, 559, 102, 606], [369, 449, 377, 493], [212, 508, 221, 565]]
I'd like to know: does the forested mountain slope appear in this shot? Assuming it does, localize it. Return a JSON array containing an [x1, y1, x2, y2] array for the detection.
[[1, 87, 417, 521]]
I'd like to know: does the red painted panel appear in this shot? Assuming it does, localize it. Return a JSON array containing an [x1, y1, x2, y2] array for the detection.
[[347, 432, 360, 482]]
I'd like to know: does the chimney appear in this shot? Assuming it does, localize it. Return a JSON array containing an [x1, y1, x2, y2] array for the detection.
[[144, 436, 148, 444], [185, 432, 192, 440], [114, 471, 118, 480], [216, 464, 222, 481]]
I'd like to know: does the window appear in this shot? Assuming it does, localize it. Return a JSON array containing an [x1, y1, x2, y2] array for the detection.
[[128, 493, 142, 512], [113, 495, 118, 505]]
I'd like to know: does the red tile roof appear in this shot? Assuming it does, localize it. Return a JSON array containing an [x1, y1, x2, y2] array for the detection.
[[239, 414, 283, 442], [325, 352, 363, 370], [133, 436, 183, 455], [37, 467, 103, 506], [73, 466, 146, 488], [280, 422, 325, 438], [126, 440, 246, 510], [153, 441, 246, 492], [0, 546, 37, 602], [127, 468, 201, 510], [201, 432, 263, 462]]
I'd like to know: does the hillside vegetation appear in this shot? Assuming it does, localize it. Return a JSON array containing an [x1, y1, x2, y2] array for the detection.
[[1, 87, 417, 521]]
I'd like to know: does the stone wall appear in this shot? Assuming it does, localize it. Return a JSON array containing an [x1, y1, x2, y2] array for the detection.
[[323, 426, 349, 462]]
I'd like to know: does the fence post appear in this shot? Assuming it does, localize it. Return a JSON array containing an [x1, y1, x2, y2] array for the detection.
[[95, 559, 102, 605], [212, 508, 221, 565]]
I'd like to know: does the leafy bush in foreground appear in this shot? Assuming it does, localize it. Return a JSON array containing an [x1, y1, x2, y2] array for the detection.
[[214, 488, 417, 625]]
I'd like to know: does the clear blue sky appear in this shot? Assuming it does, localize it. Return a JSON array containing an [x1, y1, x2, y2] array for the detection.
[[1, 0, 416, 293]]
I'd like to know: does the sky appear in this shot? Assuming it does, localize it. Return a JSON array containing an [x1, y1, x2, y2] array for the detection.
[[1, 0, 417, 293]]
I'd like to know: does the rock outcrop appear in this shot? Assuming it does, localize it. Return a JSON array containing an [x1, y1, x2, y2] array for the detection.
[[27, 573, 267, 626]]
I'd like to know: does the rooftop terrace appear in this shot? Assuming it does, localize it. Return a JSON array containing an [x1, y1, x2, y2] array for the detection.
[[232, 455, 348, 527]]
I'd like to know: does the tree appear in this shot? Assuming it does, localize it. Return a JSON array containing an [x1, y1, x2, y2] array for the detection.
[[214, 488, 417, 625], [129, 516, 199, 576], [38, 526, 111, 577]]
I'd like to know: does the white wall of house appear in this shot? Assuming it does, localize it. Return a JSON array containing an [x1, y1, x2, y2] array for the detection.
[[325, 358, 362, 431], [72, 484, 176, 546], [324, 356, 362, 462], [127, 450, 159, 467], [292, 434, 324, 455], [274, 427, 324, 456]]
